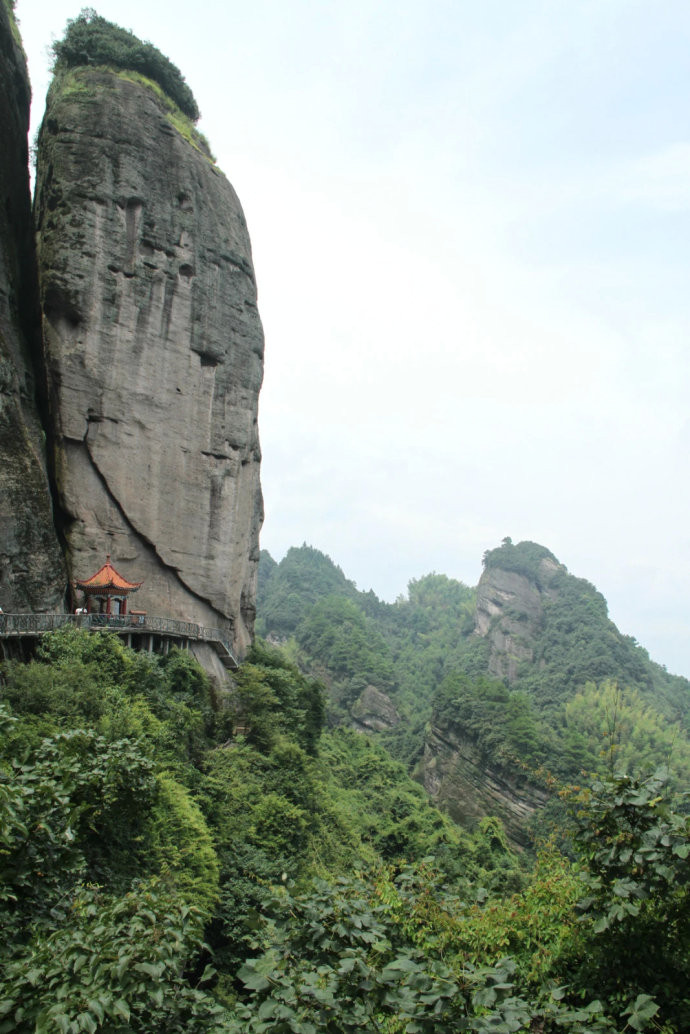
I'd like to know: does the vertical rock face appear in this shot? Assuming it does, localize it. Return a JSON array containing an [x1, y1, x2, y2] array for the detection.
[[475, 556, 561, 682], [0, 5, 66, 611], [420, 721, 548, 848], [34, 66, 264, 656]]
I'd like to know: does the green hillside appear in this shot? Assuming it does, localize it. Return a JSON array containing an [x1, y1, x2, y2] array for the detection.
[[258, 541, 690, 786], [2, 541, 689, 1030], [2, 616, 689, 1029], [0, 627, 532, 1029]]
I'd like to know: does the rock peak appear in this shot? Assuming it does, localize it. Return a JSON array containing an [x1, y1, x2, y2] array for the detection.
[[475, 539, 564, 682], [34, 61, 264, 669]]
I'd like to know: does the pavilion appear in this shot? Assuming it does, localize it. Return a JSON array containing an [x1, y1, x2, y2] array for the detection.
[[75, 555, 143, 616]]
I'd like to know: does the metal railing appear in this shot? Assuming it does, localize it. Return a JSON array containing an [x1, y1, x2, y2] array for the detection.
[[0, 613, 238, 668]]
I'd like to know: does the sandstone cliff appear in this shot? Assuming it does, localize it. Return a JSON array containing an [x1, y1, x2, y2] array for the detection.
[[0, 4, 66, 611], [351, 685, 401, 733], [419, 719, 548, 848], [34, 64, 264, 660], [475, 554, 561, 682], [417, 542, 562, 844]]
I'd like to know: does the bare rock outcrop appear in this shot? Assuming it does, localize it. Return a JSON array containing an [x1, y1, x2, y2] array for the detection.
[[351, 685, 400, 733], [34, 66, 264, 658], [420, 720, 548, 848], [475, 552, 561, 682], [0, 5, 66, 611]]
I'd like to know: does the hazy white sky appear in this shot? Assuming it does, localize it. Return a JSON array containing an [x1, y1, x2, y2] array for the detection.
[[17, 1, 690, 676]]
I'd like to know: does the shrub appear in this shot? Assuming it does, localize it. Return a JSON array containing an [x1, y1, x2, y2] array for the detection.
[[52, 8, 200, 121]]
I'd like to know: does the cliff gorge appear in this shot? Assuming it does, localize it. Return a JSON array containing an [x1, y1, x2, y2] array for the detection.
[[33, 54, 264, 658], [0, 4, 66, 611]]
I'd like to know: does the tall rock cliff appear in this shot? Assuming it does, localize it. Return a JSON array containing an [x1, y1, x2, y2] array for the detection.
[[475, 544, 562, 683], [0, 3, 66, 611], [34, 60, 264, 661], [474, 538, 653, 700]]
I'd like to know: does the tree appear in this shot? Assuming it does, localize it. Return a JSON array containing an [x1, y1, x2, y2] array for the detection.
[[227, 866, 615, 1033], [52, 9, 200, 121], [567, 768, 690, 1030], [0, 879, 228, 1034], [227, 874, 525, 1034]]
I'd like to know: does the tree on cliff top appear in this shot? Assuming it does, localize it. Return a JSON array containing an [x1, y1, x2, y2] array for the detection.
[[482, 537, 559, 583], [52, 8, 200, 121]]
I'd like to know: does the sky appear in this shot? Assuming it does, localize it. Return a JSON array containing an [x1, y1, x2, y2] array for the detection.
[[16, 0, 690, 677]]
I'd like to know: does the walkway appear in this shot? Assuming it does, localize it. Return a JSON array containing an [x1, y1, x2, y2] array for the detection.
[[0, 612, 238, 669]]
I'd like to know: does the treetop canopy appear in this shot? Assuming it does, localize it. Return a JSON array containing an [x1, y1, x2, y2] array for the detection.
[[52, 8, 200, 122]]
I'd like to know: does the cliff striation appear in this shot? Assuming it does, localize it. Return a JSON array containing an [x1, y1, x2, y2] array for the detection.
[[34, 62, 264, 661], [0, 4, 66, 611], [420, 720, 548, 847], [417, 542, 564, 844], [475, 551, 561, 682]]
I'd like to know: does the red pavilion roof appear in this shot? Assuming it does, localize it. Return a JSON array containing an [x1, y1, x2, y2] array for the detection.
[[76, 555, 143, 594]]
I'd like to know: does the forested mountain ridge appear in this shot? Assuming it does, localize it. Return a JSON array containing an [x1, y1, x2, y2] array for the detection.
[[4, 540, 689, 1030], [478, 538, 687, 717], [258, 540, 690, 801]]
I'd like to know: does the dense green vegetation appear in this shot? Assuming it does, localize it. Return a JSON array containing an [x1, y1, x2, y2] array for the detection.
[[257, 545, 360, 639], [52, 9, 199, 121], [258, 542, 690, 785], [434, 673, 544, 769], [3, 537, 690, 1030], [0, 628, 528, 1030], [2, 625, 688, 1029], [257, 548, 486, 729], [482, 537, 558, 583], [227, 765, 690, 1032]]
